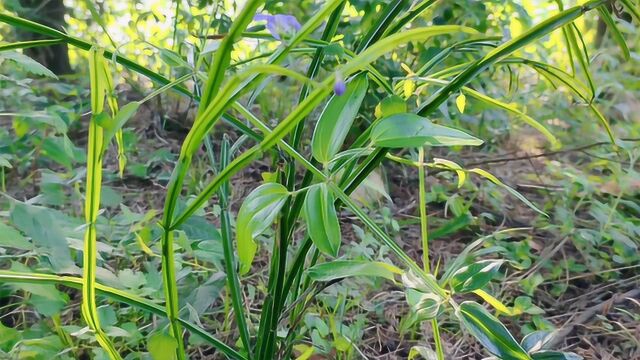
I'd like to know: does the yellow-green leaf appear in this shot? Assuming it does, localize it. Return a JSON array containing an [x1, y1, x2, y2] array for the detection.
[[236, 183, 289, 275], [303, 184, 341, 257], [457, 301, 531, 360], [456, 93, 466, 113]]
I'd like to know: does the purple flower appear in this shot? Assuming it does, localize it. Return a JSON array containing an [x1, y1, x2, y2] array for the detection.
[[254, 14, 301, 40], [333, 73, 346, 96]]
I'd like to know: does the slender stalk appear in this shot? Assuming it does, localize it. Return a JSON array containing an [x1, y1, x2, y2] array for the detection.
[[418, 147, 445, 360], [83, 49, 121, 360], [217, 137, 253, 357], [418, 148, 430, 273]]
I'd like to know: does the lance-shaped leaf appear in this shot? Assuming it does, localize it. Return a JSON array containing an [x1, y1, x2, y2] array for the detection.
[[371, 113, 483, 148], [96, 101, 141, 153], [307, 260, 402, 282], [457, 301, 531, 360], [312, 73, 368, 164], [303, 183, 341, 257], [531, 351, 582, 360], [236, 183, 289, 275], [450, 260, 503, 293]]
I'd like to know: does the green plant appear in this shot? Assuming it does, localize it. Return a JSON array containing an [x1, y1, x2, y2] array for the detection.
[[0, 0, 635, 359]]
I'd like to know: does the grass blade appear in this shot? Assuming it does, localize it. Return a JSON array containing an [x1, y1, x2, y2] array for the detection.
[[416, 0, 607, 117], [597, 6, 631, 60]]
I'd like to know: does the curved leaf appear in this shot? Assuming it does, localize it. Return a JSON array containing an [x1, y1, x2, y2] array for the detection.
[[531, 351, 582, 360], [307, 260, 402, 282], [303, 184, 341, 257], [450, 260, 503, 293], [312, 73, 368, 163], [371, 113, 483, 148], [457, 301, 531, 360], [236, 183, 289, 275], [374, 95, 407, 119]]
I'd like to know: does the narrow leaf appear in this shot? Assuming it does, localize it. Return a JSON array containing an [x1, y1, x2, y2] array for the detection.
[[531, 351, 582, 360], [469, 168, 545, 216], [597, 7, 630, 60], [307, 260, 402, 282], [99, 101, 141, 153], [450, 260, 503, 293], [457, 301, 531, 360], [473, 289, 514, 315]]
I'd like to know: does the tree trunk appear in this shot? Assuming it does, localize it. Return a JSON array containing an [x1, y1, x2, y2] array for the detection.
[[15, 0, 73, 75]]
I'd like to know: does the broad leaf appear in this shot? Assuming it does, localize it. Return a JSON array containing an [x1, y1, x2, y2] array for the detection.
[[370, 113, 483, 148], [236, 183, 289, 274], [303, 183, 341, 257], [0, 51, 57, 78], [457, 301, 531, 360], [312, 73, 368, 163], [148, 332, 178, 360], [0, 222, 32, 250], [450, 260, 503, 293], [374, 95, 406, 119], [307, 260, 402, 282], [10, 202, 74, 272]]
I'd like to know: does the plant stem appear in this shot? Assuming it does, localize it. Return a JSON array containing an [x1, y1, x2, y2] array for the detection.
[[418, 147, 445, 360], [217, 137, 252, 358], [418, 147, 430, 273]]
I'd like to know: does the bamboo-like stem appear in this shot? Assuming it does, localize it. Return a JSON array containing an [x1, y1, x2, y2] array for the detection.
[[418, 147, 445, 360]]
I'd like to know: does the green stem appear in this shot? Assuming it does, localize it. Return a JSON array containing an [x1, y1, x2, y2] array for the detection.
[[217, 137, 253, 358], [418, 147, 445, 360]]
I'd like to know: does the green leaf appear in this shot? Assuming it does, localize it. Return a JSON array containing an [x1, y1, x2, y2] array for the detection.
[[98, 101, 140, 152], [236, 183, 289, 275], [405, 289, 442, 322], [148, 332, 178, 360], [0, 222, 32, 250], [374, 95, 407, 119], [450, 260, 503, 293], [307, 260, 402, 282], [370, 113, 483, 148], [521, 331, 553, 352], [457, 301, 531, 360], [0, 51, 57, 78], [158, 48, 190, 68], [469, 168, 546, 216], [311, 73, 368, 163], [408, 345, 438, 360], [596, 7, 630, 60], [10, 203, 74, 272], [303, 184, 341, 257], [531, 351, 582, 360]]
